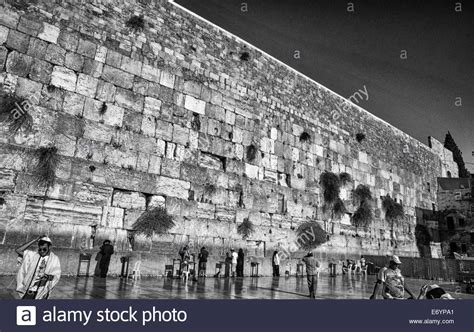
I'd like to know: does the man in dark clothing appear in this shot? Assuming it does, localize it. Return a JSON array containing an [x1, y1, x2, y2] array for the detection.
[[302, 251, 319, 298], [237, 249, 245, 277], [99, 240, 114, 278], [198, 246, 209, 277]]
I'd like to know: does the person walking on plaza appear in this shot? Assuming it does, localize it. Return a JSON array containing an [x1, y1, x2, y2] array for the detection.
[[231, 248, 238, 277], [301, 251, 319, 298], [16, 235, 61, 299], [198, 246, 209, 277], [272, 250, 280, 277], [237, 248, 245, 277], [98, 240, 114, 278], [372, 255, 415, 299]]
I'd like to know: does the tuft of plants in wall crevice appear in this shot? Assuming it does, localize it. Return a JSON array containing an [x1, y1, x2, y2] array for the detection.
[[382, 194, 404, 222], [296, 221, 328, 250], [133, 206, 175, 238], [126, 15, 145, 32], [32, 146, 60, 188], [246, 144, 257, 162], [333, 197, 347, 219], [239, 51, 250, 61], [0, 93, 33, 136], [237, 217, 254, 239], [320, 171, 341, 205], [338, 172, 352, 186], [351, 185, 374, 229], [299, 131, 311, 143], [355, 133, 366, 143]]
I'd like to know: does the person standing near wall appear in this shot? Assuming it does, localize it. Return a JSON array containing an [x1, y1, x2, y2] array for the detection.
[[237, 248, 245, 277], [301, 251, 319, 299], [16, 235, 61, 299], [372, 255, 415, 300], [231, 248, 238, 277], [198, 246, 209, 277], [272, 250, 280, 277], [98, 240, 114, 278]]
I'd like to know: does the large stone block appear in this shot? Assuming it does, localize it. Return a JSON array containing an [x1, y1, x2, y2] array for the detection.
[[29, 58, 53, 84], [6, 30, 29, 52], [45, 44, 66, 65], [102, 65, 134, 89], [38, 23, 60, 44], [115, 87, 144, 111], [6, 51, 32, 77], [76, 73, 99, 98], [101, 206, 124, 228], [0, 25, 9, 44], [184, 95, 206, 114], [51, 66, 77, 91], [77, 38, 97, 58], [154, 176, 190, 199], [112, 190, 146, 209], [121, 56, 142, 76]]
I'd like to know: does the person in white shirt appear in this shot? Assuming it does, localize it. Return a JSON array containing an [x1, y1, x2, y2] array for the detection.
[[230, 248, 238, 277], [16, 235, 61, 299]]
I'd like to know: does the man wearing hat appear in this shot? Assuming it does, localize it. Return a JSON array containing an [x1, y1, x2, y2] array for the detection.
[[16, 235, 61, 299], [375, 255, 415, 299], [301, 251, 320, 298], [230, 248, 238, 277]]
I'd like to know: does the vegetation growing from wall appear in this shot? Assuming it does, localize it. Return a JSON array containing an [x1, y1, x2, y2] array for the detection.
[[237, 218, 254, 239], [352, 185, 373, 228], [382, 194, 404, 222], [126, 15, 145, 32], [133, 206, 175, 238], [33, 146, 60, 188]]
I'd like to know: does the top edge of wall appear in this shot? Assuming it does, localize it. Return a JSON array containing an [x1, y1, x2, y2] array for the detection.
[[168, 0, 434, 152]]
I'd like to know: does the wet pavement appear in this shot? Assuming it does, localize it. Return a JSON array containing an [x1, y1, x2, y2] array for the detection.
[[1, 274, 473, 300]]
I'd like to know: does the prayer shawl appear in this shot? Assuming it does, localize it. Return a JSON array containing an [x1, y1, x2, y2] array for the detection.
[[17, 250, 61, 299]]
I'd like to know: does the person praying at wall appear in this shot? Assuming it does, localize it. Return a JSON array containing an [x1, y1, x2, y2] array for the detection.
[[198, 246, 209, 277], [237, 248, 245, 277], [231, 248, 238, 278], [98, 240, 114, 278], [301, 251, 319, 299], [179, 245, 191, 276], [16, 235, 61, 299], [272, 250, 280, 277]]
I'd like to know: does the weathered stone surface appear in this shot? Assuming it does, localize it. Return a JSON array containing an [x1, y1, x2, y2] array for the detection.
[[101, 65, 134, 89], [5, 51, 32, 77], [65, 52, 84, 71], [184, 95, 206, 114], [101, 206, 124, 228], [154, 176, 190, 199], [45, 44, 66, 65], [38, 23, 60, 44], [6, 30, 29, 53], [95, 80, 116, 102], [112, 190, 146, 209], [51, 66, 77, 91], [115, 87, 144, 111], [76, 73, 99, 97], [29, 58, 53, 83], [77, 38, 97, 58], [0, 25, 9, 44]]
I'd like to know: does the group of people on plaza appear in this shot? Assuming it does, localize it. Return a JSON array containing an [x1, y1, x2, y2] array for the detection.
[[13, 236, 454, 300]]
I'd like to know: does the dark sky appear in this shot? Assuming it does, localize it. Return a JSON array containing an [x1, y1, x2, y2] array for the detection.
[[175, 0, 474, 172]]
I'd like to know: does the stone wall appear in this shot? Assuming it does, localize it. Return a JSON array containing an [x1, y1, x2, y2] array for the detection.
[[0, 0, 458, 275]]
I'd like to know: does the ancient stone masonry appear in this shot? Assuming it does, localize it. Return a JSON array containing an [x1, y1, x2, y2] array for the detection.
[[0, 0, 458, 275]]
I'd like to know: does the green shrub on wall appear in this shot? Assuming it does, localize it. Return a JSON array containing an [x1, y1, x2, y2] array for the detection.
[[133, 207, 175, 238]]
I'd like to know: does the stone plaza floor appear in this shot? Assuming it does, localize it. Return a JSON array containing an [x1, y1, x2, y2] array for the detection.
[[1, 274, 473, 300]]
